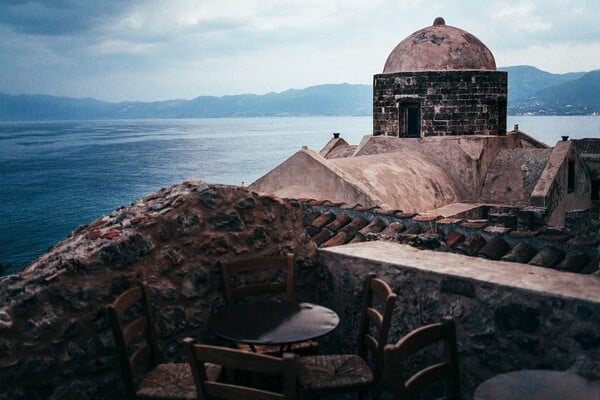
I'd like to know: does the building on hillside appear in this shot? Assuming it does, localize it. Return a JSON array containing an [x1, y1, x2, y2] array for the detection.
[[249, 18, 599, 229]]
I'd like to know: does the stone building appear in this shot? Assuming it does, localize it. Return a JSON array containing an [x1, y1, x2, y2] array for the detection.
[[250, 18, 598, 228], [373, 17, 507, 137]]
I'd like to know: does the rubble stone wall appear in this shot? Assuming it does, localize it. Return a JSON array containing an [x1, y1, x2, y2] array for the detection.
[[0, 182, 317, 400]]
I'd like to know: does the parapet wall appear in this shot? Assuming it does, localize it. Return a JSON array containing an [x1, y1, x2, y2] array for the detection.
[[0, 182, 317, 400], [316, 241, 600, 398]]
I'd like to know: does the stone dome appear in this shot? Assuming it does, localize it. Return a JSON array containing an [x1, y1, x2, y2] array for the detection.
[[383, 17, 496, 73]]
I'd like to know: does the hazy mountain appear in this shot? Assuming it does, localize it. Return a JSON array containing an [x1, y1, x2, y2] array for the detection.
[[499, 65, 586, 104], [0, 67, 597, 120], [509, 70, 600, 115]]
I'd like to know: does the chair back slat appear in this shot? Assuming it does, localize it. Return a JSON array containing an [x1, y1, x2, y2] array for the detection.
[[220, 254, 294, 305], [405, 362, 450, 395], [356, 273, 397, 386], [107, 282, 161, 400], [233, 282, 287, 300], [129, 345, 152, 374], [366, 307, 383, 330], [364, 333, 378, 354], [122, 316, 148, 345], [184, 339, 297, 400], [385, 317, 460, 400], [111, 286, 143, 315]]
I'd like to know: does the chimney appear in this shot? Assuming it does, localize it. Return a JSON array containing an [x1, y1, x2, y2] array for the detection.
[[333, 132, 340, 139]]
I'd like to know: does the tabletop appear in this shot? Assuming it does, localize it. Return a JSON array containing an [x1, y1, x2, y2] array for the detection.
[[208, 300, 340, 346], [474, 369, 600, 400]]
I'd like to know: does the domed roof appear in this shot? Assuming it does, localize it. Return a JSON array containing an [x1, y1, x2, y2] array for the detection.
[[383, 17, 496, 73]]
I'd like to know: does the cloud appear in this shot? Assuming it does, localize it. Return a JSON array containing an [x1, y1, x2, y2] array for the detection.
[[0, 0, 128, 36], [0, 0, 598, 101]]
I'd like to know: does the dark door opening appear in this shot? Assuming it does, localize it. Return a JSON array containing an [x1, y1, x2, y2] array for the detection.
[[406, 105, 421, 137]]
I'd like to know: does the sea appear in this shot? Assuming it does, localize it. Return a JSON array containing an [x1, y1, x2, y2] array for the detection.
[[1, 116, 599, 274]]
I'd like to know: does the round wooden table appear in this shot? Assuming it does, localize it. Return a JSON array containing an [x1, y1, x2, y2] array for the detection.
[[474, 370, 600, 400], [208, 301, 340, 348]]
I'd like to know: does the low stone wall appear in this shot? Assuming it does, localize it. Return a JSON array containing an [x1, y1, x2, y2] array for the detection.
[[0, 181, 317, 399], [316, 241, 600, 399]]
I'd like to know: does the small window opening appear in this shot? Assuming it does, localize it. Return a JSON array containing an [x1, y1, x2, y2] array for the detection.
[[567, 159, 575, 193]]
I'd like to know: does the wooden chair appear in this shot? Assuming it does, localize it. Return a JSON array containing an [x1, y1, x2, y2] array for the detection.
[[219, 253, 318, 355], [107, 282, 221, 400], [183, 338, 297, 400], [295, 273, 397, 400], [384, 317, 460, 400]]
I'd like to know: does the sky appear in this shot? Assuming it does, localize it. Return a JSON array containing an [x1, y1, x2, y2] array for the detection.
[[0, 0, 599, 102]]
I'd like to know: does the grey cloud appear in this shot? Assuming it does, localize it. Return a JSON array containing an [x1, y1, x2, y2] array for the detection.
[[0, 0, 129, 36]]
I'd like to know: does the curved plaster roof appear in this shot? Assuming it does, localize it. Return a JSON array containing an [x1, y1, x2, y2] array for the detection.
[[383, 17, 496, 73]]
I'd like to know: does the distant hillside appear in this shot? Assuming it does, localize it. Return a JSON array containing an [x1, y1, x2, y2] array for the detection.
[[0, 84, 372, 121], [509, 70, 600, 115], [499, 65, 586, 104], [0, 66, 598, 120]]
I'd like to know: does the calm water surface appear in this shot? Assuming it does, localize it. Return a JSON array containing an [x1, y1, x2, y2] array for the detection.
[[1, 116, 598, 272]]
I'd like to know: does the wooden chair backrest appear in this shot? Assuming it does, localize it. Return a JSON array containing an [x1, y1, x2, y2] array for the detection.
[[184, 339, 297, 400], [384, 317, 460, 400], [107, 283, 159, 400], [219, 254, 294, 306], [356, 273, 397, 381]]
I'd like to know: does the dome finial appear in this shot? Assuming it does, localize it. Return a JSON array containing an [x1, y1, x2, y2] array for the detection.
[[433, 17, 445, 26]]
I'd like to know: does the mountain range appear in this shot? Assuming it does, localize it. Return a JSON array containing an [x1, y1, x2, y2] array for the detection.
[[0, 66, 598, 120]]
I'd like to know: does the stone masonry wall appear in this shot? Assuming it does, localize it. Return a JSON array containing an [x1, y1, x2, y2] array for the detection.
[[373, 70, 507, 137], [0, 181, 317, 400], [316, 243, 600, 399]]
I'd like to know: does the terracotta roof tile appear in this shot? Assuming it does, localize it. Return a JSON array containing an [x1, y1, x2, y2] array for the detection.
[[322, 232, 349, 247], [567, 237, 600, 247], [461, 220, 489, 229], [308, 200, 327, 206], [340, 203, 361, 210], [395, 212, 417, 218], [537, 233, 572, 242], [380, 221, 406, 235], [324, 201, 346, 207], [376, 208, 404, 215], [456, 234, 486, 256], [555, 252, 590, 273], [312, 230, 334, 245], [580, 257, 599, 274], [404, 224, 423, 234], [340, 216, 370, 237], [349, 234, 367, 244], [311, 211, 336, 228], [354, 205, 379, 212], [437, 218, 464, 225], [446, 231, 465, 248], [510, 230, 540, 238], [414, 215, 441, 222], [502, 242, 538, 264], [306, 225, 321, 237], [325, 214, 352, 231], [477, 237, 511, 260], [528, 246, 564, 268], [359, 218, 388, 235]]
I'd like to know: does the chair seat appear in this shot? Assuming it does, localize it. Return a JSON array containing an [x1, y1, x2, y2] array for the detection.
[[296, 354, 374, 392], [236, 340, 319, 356], [137, 362, 222, 400]]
